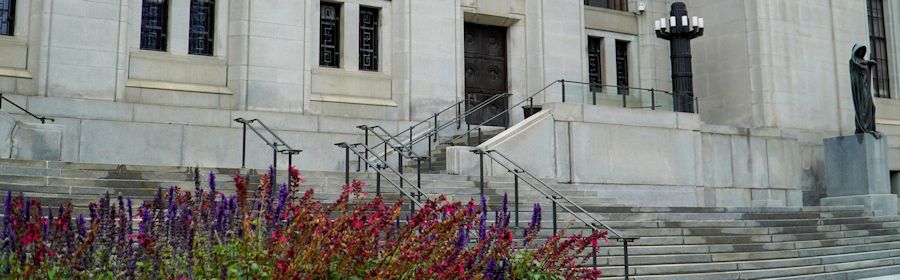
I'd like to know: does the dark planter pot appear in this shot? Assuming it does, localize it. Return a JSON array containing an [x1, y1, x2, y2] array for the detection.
[[522, 105, 542, 119]]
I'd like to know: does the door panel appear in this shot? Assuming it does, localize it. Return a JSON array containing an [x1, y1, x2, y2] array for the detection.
[[464, 23, 508, 127]]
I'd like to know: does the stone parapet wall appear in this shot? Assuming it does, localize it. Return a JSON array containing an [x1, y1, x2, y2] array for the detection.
[[446, 102, 803, 207], [2, 94, 416, 172]]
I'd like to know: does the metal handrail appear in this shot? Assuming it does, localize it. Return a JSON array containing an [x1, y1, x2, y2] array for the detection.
[[447, 80, 561, 144], [485, 150, 627, 239], [234, 118, 302, 170], [479, 149, 637, 279], [337, 143, 428, 209], [0, 94, 54, 124], [361, 93, 510, 155]]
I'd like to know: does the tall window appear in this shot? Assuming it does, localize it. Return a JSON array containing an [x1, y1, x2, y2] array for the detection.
[[587, 37, 603, 92], [140, 0, 168, 51], [359, 7, 379, 71], [188, 0, 215, 56], [584, 0, 627, 11], [615, 40, 629, 95], [0, 0, 13, 36], [868, 0, 891, 98], [320, 2, 341, 67]]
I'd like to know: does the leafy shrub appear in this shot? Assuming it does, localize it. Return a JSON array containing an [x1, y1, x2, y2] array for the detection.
[[0, 166, 606, 279]]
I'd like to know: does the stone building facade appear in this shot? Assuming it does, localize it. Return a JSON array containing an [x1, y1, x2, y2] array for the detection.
[[0, 0, 897, 208]]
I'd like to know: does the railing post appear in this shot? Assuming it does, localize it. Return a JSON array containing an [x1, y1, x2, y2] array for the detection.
[[514, 173, 519, 227], [428, 134, 433, 170], [288, 152, 293, 169], [433, 114, 439, 143], [624, 239, 631, 280], [479, 151, 485, 197], [560, 79, 566, 103], [398, 149, 404, 190], [622, 87, 627, 108], [375, 167, 382, 196], [477, 127, 482, 145], [344, 145, 350, 186], [552, 198, 558, 236], [456, 102, 462, 129], [650, 89, 656, 111], [593, 89, 597, 105], [416, 157, 422, 191], [364, 129, 369, 171], [466, 124, 471, 146], [240, 121, 247, 168], [272, 144, 278, 189]]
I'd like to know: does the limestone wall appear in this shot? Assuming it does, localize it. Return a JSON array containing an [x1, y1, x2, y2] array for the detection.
[[447, 102, 803, 207]]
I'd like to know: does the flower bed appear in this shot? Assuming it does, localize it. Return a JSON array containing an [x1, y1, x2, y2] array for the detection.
[[0, 167, 606, 279]]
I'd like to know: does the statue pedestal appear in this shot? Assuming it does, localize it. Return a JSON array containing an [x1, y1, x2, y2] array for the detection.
[[821, 134, 896, 215]]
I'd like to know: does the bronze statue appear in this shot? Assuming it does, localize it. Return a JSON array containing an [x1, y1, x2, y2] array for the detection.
[[850, 43, 880, 137]]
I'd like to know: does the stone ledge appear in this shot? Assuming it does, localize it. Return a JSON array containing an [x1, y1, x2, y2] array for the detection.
[[310, 93, 399, 107], [125, 79, 233, 95], [0, 67, 32, 79]]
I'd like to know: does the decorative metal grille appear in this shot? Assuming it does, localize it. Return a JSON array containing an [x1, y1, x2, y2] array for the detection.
[[584, 0, 627, 11], [320, 2, 341, 67], [588, 37, 603, 92], [868, 0, 891, 98], [359, 7, 379, 71], [0, 0, 15, 36], [140, 0, 167, 51], [188, 0, 215, 56], [615, 40, 629, 95]]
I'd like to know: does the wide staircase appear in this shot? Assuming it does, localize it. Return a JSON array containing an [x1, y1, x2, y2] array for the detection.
[[3, 158, 900, 279]]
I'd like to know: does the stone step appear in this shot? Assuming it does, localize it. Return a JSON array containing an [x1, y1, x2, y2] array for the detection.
[[600, 256, 900, 279]]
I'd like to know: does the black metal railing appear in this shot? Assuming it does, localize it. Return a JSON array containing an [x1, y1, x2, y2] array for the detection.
[[0, 94, 54, 124], [559, 79, 699, 113], [476, 149, 638, 279], [337, 142, 429, 212], [447, 79, 699, 146], [356, 93, 509, 173], [234, 118, 302, 177]]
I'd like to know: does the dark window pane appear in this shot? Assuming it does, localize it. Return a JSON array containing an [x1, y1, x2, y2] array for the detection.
[[140, 0, 168, 51], [868, 0, 891, 98], [359, 7, 378, 71], [189, 0, 215, 56], [320, 2, 341, 67], [587, 37, 603, 92], [0, 0, 13, 36], [615, 40, 629, 95], [584, 0, 627, 11]]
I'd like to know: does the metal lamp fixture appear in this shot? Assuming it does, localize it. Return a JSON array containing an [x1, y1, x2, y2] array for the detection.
[[654, 2, 704, 113]]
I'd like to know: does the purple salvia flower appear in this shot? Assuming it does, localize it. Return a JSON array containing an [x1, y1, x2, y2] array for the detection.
[[485, 258, 498, 279], [524, 203, 542, 238], [76, 214, 86, 238], [208, 171, 218, 202], [273, 183, 289, 223], [478, 196, 488, 241]]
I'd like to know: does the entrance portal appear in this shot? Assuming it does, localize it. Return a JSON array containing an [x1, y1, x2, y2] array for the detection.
[[464, 23, 508, 127]]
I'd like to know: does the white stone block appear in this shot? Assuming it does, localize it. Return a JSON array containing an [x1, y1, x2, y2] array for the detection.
[[10, 121, 63, 161]]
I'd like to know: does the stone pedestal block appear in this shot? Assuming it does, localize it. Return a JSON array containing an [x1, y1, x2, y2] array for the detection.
[[822, 134, 896, 215], [11, 121, 63, 161]]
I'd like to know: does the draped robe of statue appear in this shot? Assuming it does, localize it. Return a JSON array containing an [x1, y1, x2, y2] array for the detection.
[[850, 44, 878, 135]]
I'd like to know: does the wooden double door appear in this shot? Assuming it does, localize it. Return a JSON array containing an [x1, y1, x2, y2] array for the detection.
[[464, 23, 508, 127]]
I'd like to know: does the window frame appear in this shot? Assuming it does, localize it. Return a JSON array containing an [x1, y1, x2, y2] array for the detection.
[[140, 0, 169, 51], [358, 6, 379, 72], [319, 1, 342, 68], [583, 0, 627, 12], [587, 36, 603, 92], [188, 0, 215, 56], [0, 0, 15, 36], [868, 0, 891, 98]]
